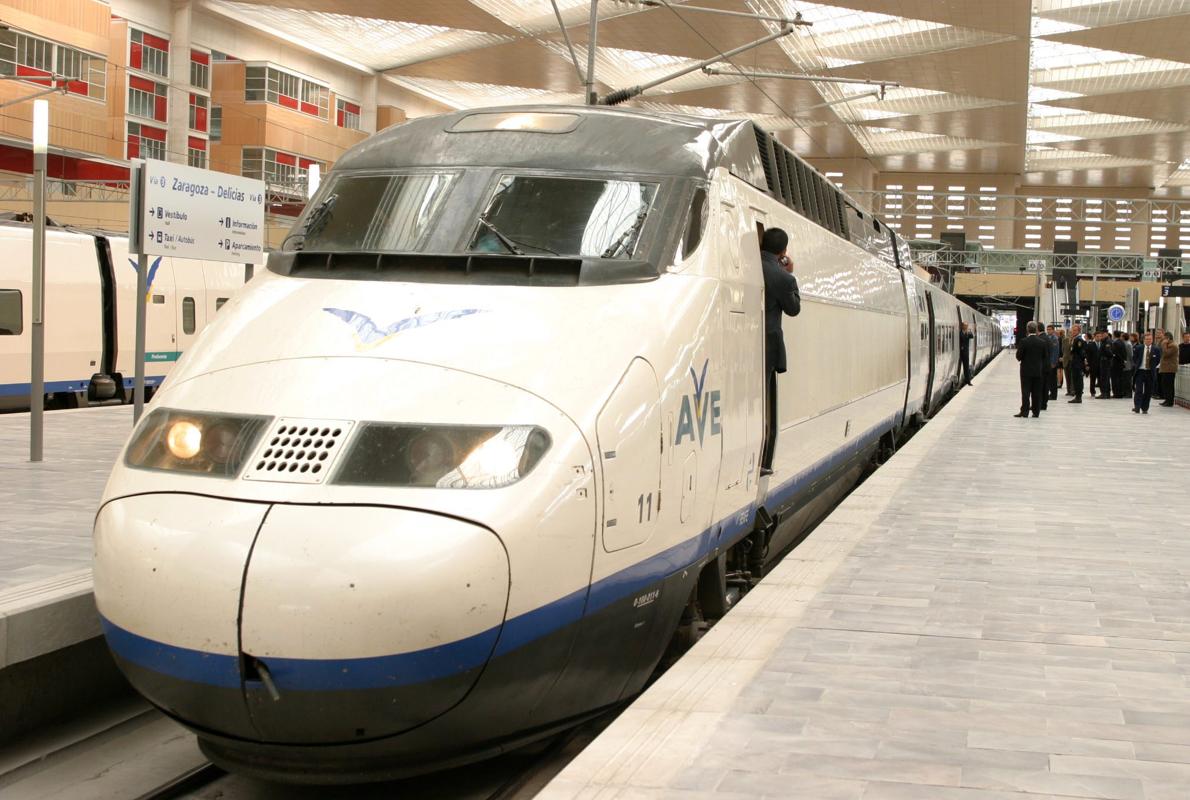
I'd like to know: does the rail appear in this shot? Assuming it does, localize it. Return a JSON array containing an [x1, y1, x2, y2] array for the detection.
[[909, 244, 1189, 280]]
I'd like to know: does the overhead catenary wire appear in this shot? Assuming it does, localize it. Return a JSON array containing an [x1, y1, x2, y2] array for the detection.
[[550, 0, 587, 86], [647, 0, 837, 154]]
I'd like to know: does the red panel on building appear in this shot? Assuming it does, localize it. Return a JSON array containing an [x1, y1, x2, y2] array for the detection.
[[65, 80, 89, 96], [154, 95, 167, 121], [274, 151, 296, 166], [344, 102, 360, 115], [188, 136, 207, 151], [129, 75, 156, 92], [298, 157, 318, 169], [299, 101, 318, 116], [16, 65, 52, 84], [129, 42, 143, 70], [194, 105, 207, 131], [127, 133, 139, 159], [190, 49, 209, 65], [142, 32, 169, 51], [278, 94, 298, 110], [140, 125, 166, 141], [0, 144, 131, 184]]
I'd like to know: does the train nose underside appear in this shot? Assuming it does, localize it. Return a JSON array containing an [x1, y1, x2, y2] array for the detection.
[[94, 494, 510, 745]]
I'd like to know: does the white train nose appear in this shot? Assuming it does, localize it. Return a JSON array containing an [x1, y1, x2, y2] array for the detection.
[[238, 504, 509, 742], [95, 495, 510, 743]]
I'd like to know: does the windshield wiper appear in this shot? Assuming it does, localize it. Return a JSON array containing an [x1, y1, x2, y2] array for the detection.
[[282, 194, 337, 251], [477, 216, 524, 255], [601, 207, 649, 259], [475, 217, 562, 256]]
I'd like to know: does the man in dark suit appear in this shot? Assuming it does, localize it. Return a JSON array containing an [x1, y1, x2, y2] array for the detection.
[[1097, 330, 1114, 399], [959, 322, 974, 386], [1043, 324, 1060, 404], [1111, 330, 1128, 397], [1016, 321, 1047, 418], [1067, 324, 1086, 403], [1086, 332, 1100, 397], [1132, 331, 1161, 414], [760, 227, 800, 475]]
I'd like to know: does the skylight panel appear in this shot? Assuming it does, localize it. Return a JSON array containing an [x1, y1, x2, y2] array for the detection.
[[468, 0, 643, 35], [385, 76, 581, 110], [209, 1, 510, 70]]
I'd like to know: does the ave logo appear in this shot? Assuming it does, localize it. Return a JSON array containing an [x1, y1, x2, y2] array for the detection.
[[675, 358, 722, 446]]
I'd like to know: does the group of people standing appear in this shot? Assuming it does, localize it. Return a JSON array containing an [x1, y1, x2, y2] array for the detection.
[[1017, 323, 1186, 417]]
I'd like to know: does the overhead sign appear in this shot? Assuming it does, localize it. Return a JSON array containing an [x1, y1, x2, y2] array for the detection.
[[1107, 304, 1125, 322], [1161, 284, 1190, 298], [138, 159, 266, 264]]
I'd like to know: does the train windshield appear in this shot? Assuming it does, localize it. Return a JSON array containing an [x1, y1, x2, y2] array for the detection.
[[469, 175, 658, 259], [288, 172, 456, 252]]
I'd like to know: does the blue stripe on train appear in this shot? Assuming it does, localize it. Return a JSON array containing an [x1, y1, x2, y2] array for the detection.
[[101, 413, 897, 691], [0, 376, 164, 397]]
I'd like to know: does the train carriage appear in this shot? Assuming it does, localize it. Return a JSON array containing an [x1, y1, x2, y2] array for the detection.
[[91, 106, 999, 782]]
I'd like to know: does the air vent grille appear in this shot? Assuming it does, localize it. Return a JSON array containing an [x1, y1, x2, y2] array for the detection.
[[242, 418, 354, 484]]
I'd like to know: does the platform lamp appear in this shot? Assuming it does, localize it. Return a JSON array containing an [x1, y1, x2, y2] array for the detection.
[[29, 98, 47, 462]]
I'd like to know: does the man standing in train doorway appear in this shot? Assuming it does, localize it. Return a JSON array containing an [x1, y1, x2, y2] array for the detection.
[[760, 227, 801, 477], [959, 322, 974, 387]]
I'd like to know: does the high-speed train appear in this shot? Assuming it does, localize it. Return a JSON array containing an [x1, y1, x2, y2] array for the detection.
[[0, 221, 246, 411], [93, 106, 999, 783]]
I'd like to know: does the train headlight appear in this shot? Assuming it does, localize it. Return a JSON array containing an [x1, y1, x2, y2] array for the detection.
[[125, 409, 271, 478], [165, 420, 202, 459], [333, 424, 551, 489]]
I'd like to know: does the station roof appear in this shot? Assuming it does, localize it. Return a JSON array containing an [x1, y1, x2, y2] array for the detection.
[[214, 1, 1190, 191]]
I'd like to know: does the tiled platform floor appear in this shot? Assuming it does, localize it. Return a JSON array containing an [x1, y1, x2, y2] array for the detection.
[[0, 407, 132, 592], [543, 354, 1190, 800]]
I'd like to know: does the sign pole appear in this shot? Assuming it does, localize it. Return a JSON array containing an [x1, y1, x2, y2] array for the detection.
[[29, 99, 48, 462], [133, 251, 147, 423], [129, 160, 147, 424]]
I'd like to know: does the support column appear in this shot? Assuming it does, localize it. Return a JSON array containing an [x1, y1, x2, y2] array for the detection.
[[167, 0, 193, 165], [361, 74, 379, 134]]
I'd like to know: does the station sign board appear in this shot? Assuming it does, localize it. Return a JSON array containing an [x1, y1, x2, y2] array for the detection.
[[1161, 284, 1190, 298], [137, 160, 266, 264]]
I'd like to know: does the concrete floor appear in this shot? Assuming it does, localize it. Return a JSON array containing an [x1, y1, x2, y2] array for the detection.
[[0, 407, 131, 592], [542, 354, 1190, 800]]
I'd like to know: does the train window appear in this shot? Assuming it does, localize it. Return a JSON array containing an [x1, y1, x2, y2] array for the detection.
[[182, 297, 196, 334], [215, 297, 228, 311], [470, 175, 659, 259], [0, 289, 21, 335], [290, 172, 457, 253], [680, 187, 708, 261]]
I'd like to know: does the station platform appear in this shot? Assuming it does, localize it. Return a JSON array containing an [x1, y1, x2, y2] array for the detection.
[[0, 407, 130, 669], [543, 354, 1190, 800]]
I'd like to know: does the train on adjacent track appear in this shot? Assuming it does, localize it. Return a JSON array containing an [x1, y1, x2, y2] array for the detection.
[[92, 106, 1000, 783], [0, 222, 246, 412]]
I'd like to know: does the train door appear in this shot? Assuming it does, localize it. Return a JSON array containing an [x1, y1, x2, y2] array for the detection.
[[712, 187, 764, 538], [956, 307, 964, 383], [143, 256, 178, 378], [924, 290, 937, 413], [171, 258, 206, 361]]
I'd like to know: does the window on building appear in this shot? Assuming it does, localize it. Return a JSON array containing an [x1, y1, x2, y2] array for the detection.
[[188, 93, 208, 132], [215, 297, 228, 311], [0, 288, 21, 335], [0, 29, 106, 100], [210, 105, 222, 141], [336, 97, 361, 130], [127, 121, 166, 161], [242, 146, 323, 192], [129, 28, 168, 78], [187, 136, 207, 169], [189, 49, 209, 89], [244, 64, 330, 119], [128, 75, 167, 121]]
